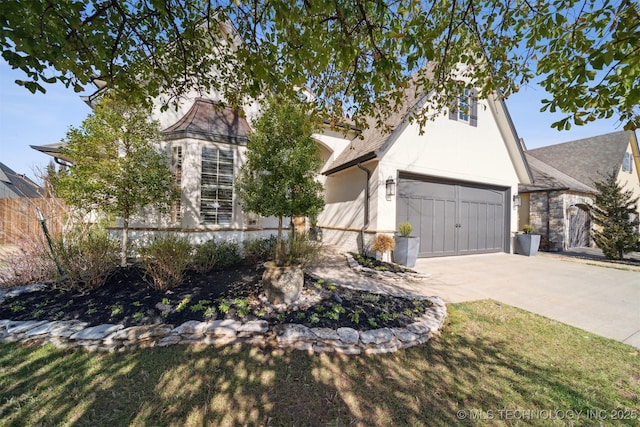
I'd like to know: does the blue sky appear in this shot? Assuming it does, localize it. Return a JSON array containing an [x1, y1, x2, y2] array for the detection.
[[0, 60, 624, 183]]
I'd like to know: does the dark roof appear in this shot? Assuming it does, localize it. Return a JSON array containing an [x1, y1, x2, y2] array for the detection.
[[163, 98, 251, 144], [323, 66, 434, 175], [0, 163, 42, 198], [527, 131, 633, 187], [519, 154, 596, 193]]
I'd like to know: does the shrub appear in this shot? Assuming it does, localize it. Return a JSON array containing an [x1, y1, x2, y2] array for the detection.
[[139, 234, 192, 290], [52, 225, 119, 291], [522, 224, 535, 234], [285, 233, 321, 266], [0, 236, 56, 288], [242, 236, 276, 264], [398, 221, 412, 237], [370, 234, 395, 254], [192, 239, 243, 273], [214, 240, 243, 269]]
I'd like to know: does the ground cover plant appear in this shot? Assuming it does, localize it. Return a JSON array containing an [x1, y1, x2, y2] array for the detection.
[[0, 262, 430, 331], [1, 300, 638, 426]]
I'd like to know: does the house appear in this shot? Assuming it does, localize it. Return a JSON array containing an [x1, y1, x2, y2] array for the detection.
[[0, 162, 42, 198], [32, 74, 533, 258], [518, 131, 640, 251], [316, 78, 532, 257], [0, 162, 57, 245]]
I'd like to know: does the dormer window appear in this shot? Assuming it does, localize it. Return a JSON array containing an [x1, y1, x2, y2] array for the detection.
[[623, 152, 633, 173], [449, 87, 478, 127]]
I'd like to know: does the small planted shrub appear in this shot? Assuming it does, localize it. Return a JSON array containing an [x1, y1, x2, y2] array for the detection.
[[370, 234, 395, 254], [139, 234, 192, 290], [398, 221, 412, 237], [193, 239, 243, 273], [52, 225, 119, 291], [242, 236, 277, 264], [0, 235, 56, 288], [522, 224, 535, 234]]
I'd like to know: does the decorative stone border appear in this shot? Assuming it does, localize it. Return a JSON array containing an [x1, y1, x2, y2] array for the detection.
[[345, 253, 430, 282], [0, 297, 447, 355]]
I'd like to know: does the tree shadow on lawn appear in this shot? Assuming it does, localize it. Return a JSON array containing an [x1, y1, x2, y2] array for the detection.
[[1, 300, 638, 426]]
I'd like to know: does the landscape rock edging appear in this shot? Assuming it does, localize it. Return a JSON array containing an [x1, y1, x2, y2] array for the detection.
[[0, 297, 447, 355]]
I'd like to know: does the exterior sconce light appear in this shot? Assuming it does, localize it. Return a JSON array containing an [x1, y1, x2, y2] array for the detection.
[[567, 204, 579, 216], [385, 177, 396, 198], [512, 194, 521, 208]]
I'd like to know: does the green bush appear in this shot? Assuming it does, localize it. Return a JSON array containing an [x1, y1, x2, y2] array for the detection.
[[285, 233, 321, 266], [52, 226, 119, 291], [139, 234, 192, 290], [242, 236, 276, 264], [398, 221, 412, 237], [192, 239, 243, 273]]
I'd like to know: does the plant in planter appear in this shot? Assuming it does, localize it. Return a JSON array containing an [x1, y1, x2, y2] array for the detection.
[[235, 95, 324, 304], [394, 221, 420, 267], [370, 234, 395, 262], [515, 224, 541, 256]]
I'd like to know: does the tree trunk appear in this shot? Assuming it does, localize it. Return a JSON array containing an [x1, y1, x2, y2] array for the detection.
[[275, 215, 284, 266], [121, 214, 129, 267]]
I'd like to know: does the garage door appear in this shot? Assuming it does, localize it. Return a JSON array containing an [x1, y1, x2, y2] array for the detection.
[[396, 175, 509, 257]]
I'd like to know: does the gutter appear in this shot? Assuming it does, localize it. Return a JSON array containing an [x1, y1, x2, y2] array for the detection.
[[356, 163, 371, 254]]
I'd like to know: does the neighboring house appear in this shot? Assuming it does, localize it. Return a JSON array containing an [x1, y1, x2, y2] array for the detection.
[[0, 162, 54, 245], [518, 131, 640, 251], [32, 74, 534, 258], [0, 162, 42, 198]]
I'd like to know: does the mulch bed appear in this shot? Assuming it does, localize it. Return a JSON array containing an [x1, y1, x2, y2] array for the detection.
[[0, 264, 431, 331]]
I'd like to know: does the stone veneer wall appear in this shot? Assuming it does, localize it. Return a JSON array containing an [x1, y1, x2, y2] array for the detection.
[[528, 191, 594, 251]]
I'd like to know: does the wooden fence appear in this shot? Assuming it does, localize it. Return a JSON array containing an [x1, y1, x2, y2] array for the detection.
[[0, 198, 65, 245]]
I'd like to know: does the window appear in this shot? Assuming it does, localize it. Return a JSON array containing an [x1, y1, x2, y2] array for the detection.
[[623, 152, 633, 173], [449, 87, 478, 127], [171, 145, 183, 224], [201, 146, 234, 225]]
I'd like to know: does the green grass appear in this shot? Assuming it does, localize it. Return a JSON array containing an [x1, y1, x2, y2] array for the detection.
[[1, 300, 638, 426]]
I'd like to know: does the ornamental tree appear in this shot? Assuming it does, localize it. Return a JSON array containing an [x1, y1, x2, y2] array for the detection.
[[235, 96, 324, 266], [52, 94, 177, 266], [1, 0, 638, 131], [590, 171, 640, 260]]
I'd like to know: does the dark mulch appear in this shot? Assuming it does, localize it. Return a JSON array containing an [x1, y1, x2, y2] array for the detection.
[[0, 264, 431, 331]]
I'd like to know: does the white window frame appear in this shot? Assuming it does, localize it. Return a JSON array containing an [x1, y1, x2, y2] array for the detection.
[[200, 146, 234, 225], [623, 152, 633, 173], [449, 87, 478, 127]]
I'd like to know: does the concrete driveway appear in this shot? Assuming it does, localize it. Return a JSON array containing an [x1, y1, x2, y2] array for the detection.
[[413, 253, 640, 349]]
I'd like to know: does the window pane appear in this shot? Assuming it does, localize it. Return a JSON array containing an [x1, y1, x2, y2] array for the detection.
[[201, 147, 234, 225]]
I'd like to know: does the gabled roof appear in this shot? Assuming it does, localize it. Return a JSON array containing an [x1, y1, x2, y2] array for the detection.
[[519, 154, 596, 193], [322, 69, 430, 175], [163, 98, 251, 145], [322, 66, 533, 185], [0, 163, 42, 198], [527, 131, 633, 187]]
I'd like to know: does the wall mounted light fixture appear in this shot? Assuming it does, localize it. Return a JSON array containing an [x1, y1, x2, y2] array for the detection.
[[513, 194, 521, 208], [386, 177, 396, 198]]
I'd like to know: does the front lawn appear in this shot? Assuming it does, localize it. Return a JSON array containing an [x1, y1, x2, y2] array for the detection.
[[1, 300, 638, 426]]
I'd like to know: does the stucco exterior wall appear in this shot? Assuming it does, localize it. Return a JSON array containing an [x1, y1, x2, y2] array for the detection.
[[374, 99, 522, 238], [616, 139, 640, 217]]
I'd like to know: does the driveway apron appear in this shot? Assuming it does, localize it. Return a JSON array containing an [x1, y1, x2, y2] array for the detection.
[[412, 253, 640, 349]]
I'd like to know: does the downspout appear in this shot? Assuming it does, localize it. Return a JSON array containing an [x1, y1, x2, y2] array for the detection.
[[356, 163, 371, 254]]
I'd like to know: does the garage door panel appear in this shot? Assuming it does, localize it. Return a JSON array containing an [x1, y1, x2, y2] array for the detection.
[[397, 175, 508, 257]]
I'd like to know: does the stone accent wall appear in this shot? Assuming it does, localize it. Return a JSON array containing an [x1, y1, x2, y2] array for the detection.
[[0, 299, 446, 354], [527, 191, 594, 251]]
